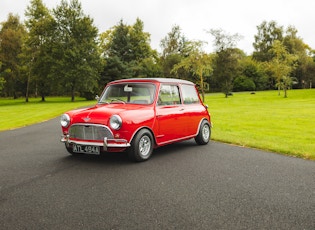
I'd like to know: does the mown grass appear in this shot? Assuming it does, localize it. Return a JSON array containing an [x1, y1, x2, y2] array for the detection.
[[0, 97, 95, 131], [206, 89, 315, 160], [1, 90, 314, 160]]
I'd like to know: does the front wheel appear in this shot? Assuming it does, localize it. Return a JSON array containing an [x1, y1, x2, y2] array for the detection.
[[195, 120, 211, 145], [128, 129, 154, 162], [65, 144, 74, 154], [65, 144, 81, 155]]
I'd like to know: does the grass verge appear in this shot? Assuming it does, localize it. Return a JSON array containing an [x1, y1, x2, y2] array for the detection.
[[0, 97, 95, 131], [206, 89, 315, 160]]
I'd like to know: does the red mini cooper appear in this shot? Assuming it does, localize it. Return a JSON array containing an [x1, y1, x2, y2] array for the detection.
[[60, 78, 211, 161]]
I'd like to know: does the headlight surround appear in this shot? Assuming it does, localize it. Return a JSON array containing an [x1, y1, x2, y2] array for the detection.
[[60, 114, 70, 128], [109, 115, 122, 130]]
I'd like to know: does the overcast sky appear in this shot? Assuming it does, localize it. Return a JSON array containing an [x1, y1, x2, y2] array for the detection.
[[1, 0, 315, 54]]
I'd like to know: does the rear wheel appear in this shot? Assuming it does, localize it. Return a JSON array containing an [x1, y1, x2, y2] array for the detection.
[[195, 120, 211, 145], [128, 129, 154, 162]]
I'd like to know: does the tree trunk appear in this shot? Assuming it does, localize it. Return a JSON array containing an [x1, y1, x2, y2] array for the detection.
[[71, 84, 75, 102], [200, 74, 205, 102], [25, 72, 30, 102], [278, 85, 281, 96]]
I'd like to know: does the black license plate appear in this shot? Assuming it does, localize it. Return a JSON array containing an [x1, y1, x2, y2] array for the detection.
[[73, 144, 100, 155]]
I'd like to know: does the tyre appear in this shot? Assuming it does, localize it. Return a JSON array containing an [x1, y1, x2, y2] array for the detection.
[[65, 144, 76, 155], [65, 144, 81, 155], [195, 120, 211, 145], [128, 129, 154, 162]]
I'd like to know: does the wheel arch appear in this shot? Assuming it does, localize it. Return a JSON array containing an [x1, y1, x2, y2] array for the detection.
[[196, 118, 211, 135], [130, 126, 158, 148]]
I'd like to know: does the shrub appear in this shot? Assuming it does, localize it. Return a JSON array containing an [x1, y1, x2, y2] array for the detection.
[[233, 76, 256, 92]]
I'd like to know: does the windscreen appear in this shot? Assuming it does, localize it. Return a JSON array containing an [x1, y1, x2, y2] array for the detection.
[[99, 83, 156, 105]]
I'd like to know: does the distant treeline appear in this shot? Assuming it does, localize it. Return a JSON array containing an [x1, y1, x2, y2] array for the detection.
[[1, 0, 314, 101]]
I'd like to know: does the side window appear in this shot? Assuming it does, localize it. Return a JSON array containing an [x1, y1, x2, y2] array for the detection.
[[181, 84, 200, 104], [158, 84, 181, 105]]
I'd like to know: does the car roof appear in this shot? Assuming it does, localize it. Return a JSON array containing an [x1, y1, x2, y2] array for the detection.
[[109, 78, 195, 85]]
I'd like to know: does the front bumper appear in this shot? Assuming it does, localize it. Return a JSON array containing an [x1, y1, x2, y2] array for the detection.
[[61, 135, 130, 151]]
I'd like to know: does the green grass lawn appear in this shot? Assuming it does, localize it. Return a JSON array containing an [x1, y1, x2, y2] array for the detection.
[[1, 90, 314, 160], [0, 97, 95, 131], [206, 89, 315, 160]]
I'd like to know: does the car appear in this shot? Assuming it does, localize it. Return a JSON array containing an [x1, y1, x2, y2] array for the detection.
[[60, 78, 212, 162]]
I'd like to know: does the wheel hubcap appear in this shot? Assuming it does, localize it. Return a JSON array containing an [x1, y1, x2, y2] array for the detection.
[[139, 135, 151, 156], [202, 125, 210, 141]]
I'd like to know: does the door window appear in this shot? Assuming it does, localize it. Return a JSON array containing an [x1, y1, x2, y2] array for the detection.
[[157, 84, 181, 106]]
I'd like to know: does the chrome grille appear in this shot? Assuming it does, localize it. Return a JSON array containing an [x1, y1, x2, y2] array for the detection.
[[69, 124, 113, 140]]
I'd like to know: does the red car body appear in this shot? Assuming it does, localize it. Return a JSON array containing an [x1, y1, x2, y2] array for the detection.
[[60, 78, 211, 161]]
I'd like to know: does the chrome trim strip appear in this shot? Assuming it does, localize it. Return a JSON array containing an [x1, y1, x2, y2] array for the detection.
[[103, 137, 108, 151], [61, 135, 130, 149], [158, 134, 196, 146], [70, 123, 110, 128]]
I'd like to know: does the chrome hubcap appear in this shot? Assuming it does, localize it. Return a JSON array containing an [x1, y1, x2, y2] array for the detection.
[[202, 125, 210, 141], [139, 135, 151, 156]]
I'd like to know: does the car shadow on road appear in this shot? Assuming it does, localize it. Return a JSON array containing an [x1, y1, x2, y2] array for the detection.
[[61, 139, 200, 165], [152, 139, 198, 158]]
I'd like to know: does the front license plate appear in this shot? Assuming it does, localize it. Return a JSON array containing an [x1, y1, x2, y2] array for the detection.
[[73, 144, 100, 155]]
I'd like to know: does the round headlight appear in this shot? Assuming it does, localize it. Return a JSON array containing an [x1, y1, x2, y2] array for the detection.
[[109, 115, 122, 130], [60, 114, 70, 127]]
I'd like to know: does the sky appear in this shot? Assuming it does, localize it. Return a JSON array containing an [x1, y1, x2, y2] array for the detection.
[[1, 0, 315, 54]]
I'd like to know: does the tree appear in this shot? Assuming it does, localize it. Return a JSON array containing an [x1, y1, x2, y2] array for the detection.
[[253, 20, 283, 62], [129, 18, 152, 62], [209, 29, 242, 97], [24, 0, 55, 102], [283, 26, 314, 89], [105, 20, 132, 62], [160, 25, 187, 58], [100, 21, 133, 85], [0, 62, 5, 92], [160, 25, 190, 79], [52, 0, 101, 101], [301, 56, 315, 89], [100, 18, 158, 85], [172, 41, 213, 101], [128, 18, 159, 78], [239, 56, 269, 90], [267, 40, 297, 97], [0, 14, 26, 98], [233, 76, 256, 92]]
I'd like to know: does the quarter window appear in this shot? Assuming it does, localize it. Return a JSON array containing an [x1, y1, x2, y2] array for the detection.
[[181, 84, 199, 104]]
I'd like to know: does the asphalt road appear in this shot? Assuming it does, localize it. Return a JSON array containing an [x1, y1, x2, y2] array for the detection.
[[0, 118, 314, 230]]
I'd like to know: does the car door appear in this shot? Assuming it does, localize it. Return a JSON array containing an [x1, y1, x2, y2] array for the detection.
[[155, 84, 187, 144]]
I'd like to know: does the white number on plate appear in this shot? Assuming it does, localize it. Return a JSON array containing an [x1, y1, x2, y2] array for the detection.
[[73, 144, 100, 154]]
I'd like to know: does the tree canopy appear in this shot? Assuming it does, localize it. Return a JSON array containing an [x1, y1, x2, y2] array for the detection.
[[0, 0, 314, 100]]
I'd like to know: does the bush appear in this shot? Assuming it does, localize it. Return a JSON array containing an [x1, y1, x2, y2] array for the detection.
[[82, 91, 97, 100], [233, 76, 256, 92]]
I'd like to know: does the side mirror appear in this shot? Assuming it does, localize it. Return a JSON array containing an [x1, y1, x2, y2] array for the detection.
[[95, 95, 100, 101]]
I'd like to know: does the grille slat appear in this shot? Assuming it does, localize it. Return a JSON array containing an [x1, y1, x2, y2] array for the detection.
[[69, 124, 113, 140]]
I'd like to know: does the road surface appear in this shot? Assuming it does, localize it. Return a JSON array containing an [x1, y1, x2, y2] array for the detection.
[[0, 118, 314, 229]]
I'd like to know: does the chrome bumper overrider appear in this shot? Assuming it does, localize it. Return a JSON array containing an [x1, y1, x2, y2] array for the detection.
[[61, 135, 130, 151]]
